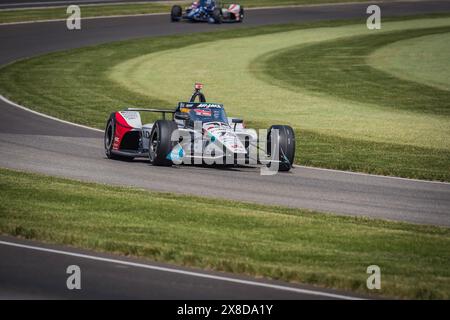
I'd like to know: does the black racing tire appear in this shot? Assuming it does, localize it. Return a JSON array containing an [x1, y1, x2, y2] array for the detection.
[[171, 5, 182, 22], [267, 125, 296, 172], [212, 7, 222, 24], [104, 113, 134, 161], [149, 120, 179, 166], [239, 7, 244, 22]]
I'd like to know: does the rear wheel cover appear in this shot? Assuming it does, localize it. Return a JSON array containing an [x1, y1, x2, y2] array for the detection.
[[104, 113, 134, 161]]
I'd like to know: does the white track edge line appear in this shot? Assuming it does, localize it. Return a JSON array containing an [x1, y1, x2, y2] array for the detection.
[[0, 95, 102, 133], [295, 165, 450, 185], [0, 11, 167, 25], [2, 94, 448, 185], [0, 1, 189, 11], [0, 1, 180, 11], [0, 240, 363, 300]]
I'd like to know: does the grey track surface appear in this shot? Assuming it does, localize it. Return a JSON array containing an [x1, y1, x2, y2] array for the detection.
[[0, 0, 449, 233], [0, 235, 363, 299]]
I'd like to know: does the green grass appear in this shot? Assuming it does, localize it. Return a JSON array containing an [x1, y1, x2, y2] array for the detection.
[[1, 16, 449, 181], [369, 32, 450, 91], [290, 129, 450, 179], [1, 167, 449, 299], [0, 0, 371, 24], [262, 27, 450, 116]]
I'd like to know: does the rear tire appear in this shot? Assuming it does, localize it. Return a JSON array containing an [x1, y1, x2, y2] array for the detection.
[[171, 5, 182, 22], [267, 125, 295, 171], [149, 120, 179, 166], [104, 113, 134, 161]]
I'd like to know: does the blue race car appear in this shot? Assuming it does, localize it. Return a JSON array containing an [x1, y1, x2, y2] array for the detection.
[[171, 0, 244, 24]]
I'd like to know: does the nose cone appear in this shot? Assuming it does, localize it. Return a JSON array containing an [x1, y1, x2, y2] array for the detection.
[[222, 134, 247, 154], [204, 122, 247, 154]]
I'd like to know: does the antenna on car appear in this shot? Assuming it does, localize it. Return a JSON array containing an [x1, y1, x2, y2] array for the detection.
[[190, 83, 206, 103]]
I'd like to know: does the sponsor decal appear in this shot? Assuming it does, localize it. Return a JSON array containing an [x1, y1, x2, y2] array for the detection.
[[120, 111, 139, 120], [197, 103, 223, 109], [194, 109, 212, 116], [178, 103, 223, 109]]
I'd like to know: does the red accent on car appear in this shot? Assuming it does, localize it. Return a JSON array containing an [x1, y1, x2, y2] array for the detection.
[[112, 112, 133, 150], [228, 4, 240, 20], [194, 109, 211, 116]]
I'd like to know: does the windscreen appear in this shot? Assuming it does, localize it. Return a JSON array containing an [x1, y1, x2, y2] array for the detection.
[[189, 107, 228, 124]]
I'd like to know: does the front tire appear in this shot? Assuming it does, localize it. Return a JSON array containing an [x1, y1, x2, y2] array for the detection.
[[267, 125, 296, 171], [149, 120, 179, 166], [171, 5, 182, 22]]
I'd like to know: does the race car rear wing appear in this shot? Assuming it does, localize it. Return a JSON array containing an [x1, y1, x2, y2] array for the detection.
[[125, 108, 176, 120]]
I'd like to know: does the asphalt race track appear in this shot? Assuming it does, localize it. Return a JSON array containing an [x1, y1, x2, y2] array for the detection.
[[0, 235, 364, 299], [0, 1, 450, 299]]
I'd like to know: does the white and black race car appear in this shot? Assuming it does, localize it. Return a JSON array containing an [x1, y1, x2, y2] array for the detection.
[[104, 84, 295, 171]]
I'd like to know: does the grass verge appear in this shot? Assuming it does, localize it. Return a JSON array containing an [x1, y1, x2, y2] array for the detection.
[[0, 0, 371, 24], [368, 32, 450, 91], [288, 129, 450, 180], [1, 167, 449, 299], [261, 26, 450, 116]]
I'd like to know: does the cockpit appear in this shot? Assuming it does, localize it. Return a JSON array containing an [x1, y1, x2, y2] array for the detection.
[[174, 83, 229, 126], [187, 106, 228, 124], [175, 102, 229, 126]]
